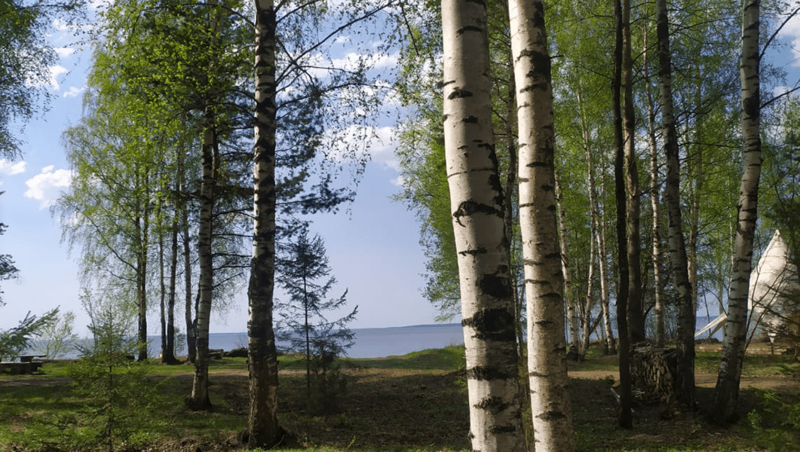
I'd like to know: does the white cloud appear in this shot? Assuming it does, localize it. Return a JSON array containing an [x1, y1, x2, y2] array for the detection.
[[24, 165, 73, 209], [51, 18, 70, 32], [390, 175, 406, 187], [48, 65, 69, 90], [64, 86, 85, 98], [780, 11, 800, 67], [55, 47, 74, 58], [0, 159, 27, 176]]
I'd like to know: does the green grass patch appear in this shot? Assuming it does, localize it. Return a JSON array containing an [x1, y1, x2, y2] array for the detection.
[[1, 345, 799, 451]]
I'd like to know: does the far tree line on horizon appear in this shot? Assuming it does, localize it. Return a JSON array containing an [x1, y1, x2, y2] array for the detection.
[[2, 0, 800, 449]]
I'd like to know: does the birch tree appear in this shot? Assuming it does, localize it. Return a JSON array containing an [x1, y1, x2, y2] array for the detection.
[[713, 0, 762, 423], [247, 0, 282, 442], [441, 0, 524, 448], [655, 0, 696, 408], [508, 0, 575, 448]]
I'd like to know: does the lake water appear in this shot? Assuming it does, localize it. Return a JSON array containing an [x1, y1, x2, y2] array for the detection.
[[177, 323, 466, 359], [33, 323, 466, 360], [30, 317, 724, 360]]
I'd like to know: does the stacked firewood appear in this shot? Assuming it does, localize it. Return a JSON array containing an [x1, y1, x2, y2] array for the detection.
[[629, 345, 678, 404]]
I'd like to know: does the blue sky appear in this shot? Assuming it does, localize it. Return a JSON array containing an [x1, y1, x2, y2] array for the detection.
[[0, 12, 447, 338]]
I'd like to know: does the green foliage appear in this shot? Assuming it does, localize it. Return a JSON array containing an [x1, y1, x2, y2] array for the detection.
[[307, 355, 348, 414], [33, 310, 79, 359], [0, 309, 58, 361], [0, 216, 19, 307], [69, 303, 157, 451], [744, 388, 800, 452], [277, 224, 357, 414]]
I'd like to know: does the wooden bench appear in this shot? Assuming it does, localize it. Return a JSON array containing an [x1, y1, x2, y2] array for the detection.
[[209, 349, 224, 360]]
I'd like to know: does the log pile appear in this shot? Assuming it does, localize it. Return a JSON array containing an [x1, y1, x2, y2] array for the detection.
[[629, 345, 678, 404]]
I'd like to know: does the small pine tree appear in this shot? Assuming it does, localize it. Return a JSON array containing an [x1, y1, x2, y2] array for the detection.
[[276, 225, 357, 414], [69, 291, 154, 452]]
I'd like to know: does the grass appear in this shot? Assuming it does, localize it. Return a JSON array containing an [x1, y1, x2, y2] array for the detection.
[[0, 344, 798, 451]]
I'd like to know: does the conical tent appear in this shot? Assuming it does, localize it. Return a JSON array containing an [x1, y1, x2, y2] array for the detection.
[[748, 230, 800, 342], [695, 230, 800, 343]]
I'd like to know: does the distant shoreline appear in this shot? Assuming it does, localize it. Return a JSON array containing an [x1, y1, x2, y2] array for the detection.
[[209, 322, 463, 335]]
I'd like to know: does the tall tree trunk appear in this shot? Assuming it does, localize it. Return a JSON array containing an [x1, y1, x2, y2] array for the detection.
[[613, 0, 633, 428], [622, 0, 644, 344], [579, 98, 615, 355], [442, 0, 524, 448], [503, 55, 525, 372], [164, 204, 179, 364], [597, 199, 616, 355], [643, 28, 666, 347], [555, 172, 580, 354], [187, 106, 216, 411], [508, 0, 576, 449], [688, 103, 702, 315], [159, 226, 167, 360], [135, 167, 150, 362], [183, 186, 195, 363], [582, 217, 596, 356], [502, 56, 531, 448], [247, 0, 282, 445], [656, 0, 696, 408], [713, 0, 761, 423]]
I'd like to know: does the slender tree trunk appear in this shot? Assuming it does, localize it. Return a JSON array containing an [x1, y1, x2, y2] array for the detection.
[[502, 55, 525, 372], [713, 0, 761, 423], [555, 172, 580, 354], [501, 59, 530, 448], [582, 218, 596, 356], [622, 0, 644, 344], [135, 167, 150, 362], [247, 0, 282, 445], [689, 112, 702, 315], [580, 100, 615, 355], [442, 0, 524, 448], [598, 210, 616, 356], [508, 1, 575, 449], [643, 29, 666, 347], [613, 0, 633, 428], [159, 226, 167, 360], [304, 275, 311, 401], [187, 106, 216, 411], [183, 188, 195, 363], [164, 205, 179, 364], [656, 0, 696, 408]]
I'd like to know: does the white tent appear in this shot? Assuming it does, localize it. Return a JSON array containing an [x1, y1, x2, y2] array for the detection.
[[695, 230, 800, 343]]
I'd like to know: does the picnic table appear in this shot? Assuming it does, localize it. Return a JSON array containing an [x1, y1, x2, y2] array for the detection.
[[19, 355, 46, 363], [0, 355, 46, 374]]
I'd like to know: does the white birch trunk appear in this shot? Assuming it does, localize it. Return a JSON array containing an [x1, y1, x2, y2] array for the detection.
[[579, 104, 615, 355], [643, 28, 666, 348], [555, 173, 580, 354], [442, 0, 524, 448], [507, 0, 576, 448], [714, 0, 761, 422], [656, 0, 696, 407], [188, 107, 215, 410], [582, 222, 596, 355], [247, 0, 282, 445]]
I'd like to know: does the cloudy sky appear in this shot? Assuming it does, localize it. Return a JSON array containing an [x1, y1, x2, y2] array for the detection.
[[0, 7, 444, 338]]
